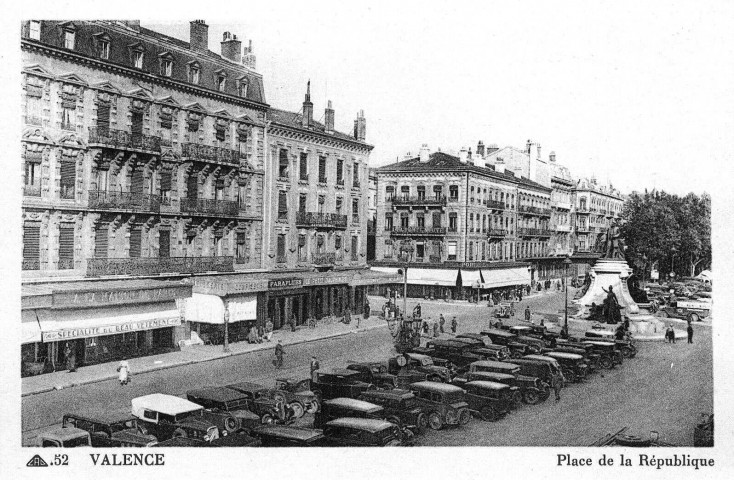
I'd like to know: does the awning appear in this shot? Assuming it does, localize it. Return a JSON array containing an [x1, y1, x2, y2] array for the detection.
[[407, 268, 458, 287], [352, 270, 403, 286], [460, 269, 484, 287], [22, 310, 42, 344], [183, 293, 257, 324], [371, 267, 400, 275], [37, 302, 181, 342], [482, 267, 531, 289]]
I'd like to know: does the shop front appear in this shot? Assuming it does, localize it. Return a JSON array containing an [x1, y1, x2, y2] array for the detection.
[[183, 292, 258, 344]]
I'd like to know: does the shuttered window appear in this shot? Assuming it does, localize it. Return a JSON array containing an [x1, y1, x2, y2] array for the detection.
[[23, 223, 41, 268], [299, 152, 308, 180], [97, 103, 110, 129], [276, 234, 286, 262], [60, 159, 76, 199], [159, 230, 170, 258], [236, 231, 247, 259], [129, 225, 142, 258], [130, 167, 144, 196], [94, 223, 108, 258], [187, 174, 198, 200], [58, 224, 75, 269], [131, 111, 143, 135], [160, 170, 172, 202], [351, 236, 358, 260], [278, 191, 288, 220]]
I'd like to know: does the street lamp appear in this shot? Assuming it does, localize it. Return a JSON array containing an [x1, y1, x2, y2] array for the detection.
[[563, 255, 572, 335], [223, 308, 230, 353], [398, 241, 414, 319], [670, 247, 677, 280]]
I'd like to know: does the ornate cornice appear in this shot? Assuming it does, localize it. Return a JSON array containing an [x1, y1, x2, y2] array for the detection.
[[268, 124, 373, 155]]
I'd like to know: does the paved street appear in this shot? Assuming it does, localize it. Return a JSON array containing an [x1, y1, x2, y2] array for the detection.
[[22, 290, 712, 446]]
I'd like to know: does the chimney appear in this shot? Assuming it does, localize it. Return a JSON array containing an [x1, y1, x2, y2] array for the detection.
[[302, 81, 313, 128], [404, 152, 413, 161], [353, 110, 366, 142], [190, 20, 209, 52], [242, 40, 257, 70], [120, 20, 141, 32], [495, 158, 506, 174], [419, 144, 430, 163], [537, 144, 542, 160], [487, 143, 500, 155], [476, 140, 485, 157], [324, 100, 335, 134], [467, 147, 474, 165], [549, 151, 556, 162], [526, 139, 539, 180], [458, 147, 468, 163], [220, 32, 242, 63]]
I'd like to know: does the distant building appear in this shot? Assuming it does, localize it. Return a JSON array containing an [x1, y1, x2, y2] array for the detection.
[[572, 177, 624, 253], [367, 167, 377, 261]]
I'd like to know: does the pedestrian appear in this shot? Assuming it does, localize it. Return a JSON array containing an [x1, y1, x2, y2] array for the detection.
[[264, 318, 274, 341], [363, 300, 370, 319], [552, 374, 562, 402], [524, 306, 531, 323], [687, 323, 694, 344], [356, 308, 361, 329], [289, 313, 297, 332], [310, 356, 320, 388], [344, 308, 352, 325], [64, 342, 76, 373], [117, 359, 130, 385], [274, 340, 285, 369], [451, 316, 458, 334], [413, 303, 422, 319], [422, 320, 429, 335], [248, 325, 259, 344], [518, 289, 523, 301], [432, 318, 439, 338], [258, 324, 265, 343], [439, 314, 446, 333]]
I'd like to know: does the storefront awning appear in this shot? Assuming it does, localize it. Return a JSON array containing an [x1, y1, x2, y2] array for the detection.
[[482, 267, 531, 289], [22, 310, 42, 344], [407, 268, 458, 287], [460, 269, 484, 287], [36, 302, 181, 342], [370, 267, 400, 275], [183, 293, 257, 324], [352, 270, 403, 286]]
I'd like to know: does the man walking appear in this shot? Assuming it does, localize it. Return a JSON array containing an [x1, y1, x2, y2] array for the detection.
[[451, 316, 458, 334], [432, 318, 439, 338], [64, 342, 76, 373], [310, 356, 320, 389], [552, 373, 563, 402], [264, 318, 274, 341], [439, 314, 446, 333], [524, 306, 531, 323], [363, 300, 370, 319], [289, 313, 297, 332], [274, 340, 285, 369], [413, 303, 422, 319], [687, 323, 694, 344]]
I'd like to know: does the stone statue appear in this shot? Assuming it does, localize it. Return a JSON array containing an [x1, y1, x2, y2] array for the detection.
[[598, 221, 626, 259]]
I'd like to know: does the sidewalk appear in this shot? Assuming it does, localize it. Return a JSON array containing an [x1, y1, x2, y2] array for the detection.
[[22, 314, 388, 397]]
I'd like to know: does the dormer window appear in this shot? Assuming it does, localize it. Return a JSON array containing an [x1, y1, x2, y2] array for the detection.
[[133, 50, 144, 69], [29, 21, 40, 40], [217, 75, 226, 92], [190, 64, 200, 84], [160, 58, 172, 77], [64, 29, 75, 50], [238, 78, 248, 98]]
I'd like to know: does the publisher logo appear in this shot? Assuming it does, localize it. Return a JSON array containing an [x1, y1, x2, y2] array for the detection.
[[27, 454, 48, 467]]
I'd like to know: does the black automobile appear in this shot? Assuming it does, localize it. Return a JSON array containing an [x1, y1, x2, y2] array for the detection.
[[480, 329, 537, 358], [252, 425, 324, 447], [359, 389, 428, 433], [549, 342, 601, 372], [467, 360, 548, 405], [458, 371, 522, 407], [61, 413, 157, 447], [451, 336, 511, 361], [451, 380, 513, 421], [345, 361, 398, 389], [311, 369, 377, 400], [581, 340, 623, 369], [583, 330, 638, 358], [509, 324, 561, 346], [501, 359, 557, 401], [194, 385, 282, 426], [314, 397, 385, 428], [388, 353, 452, 383], [321, 418, 410, 446], [414, 339, 487, 375], [544, 352, 588, 383]]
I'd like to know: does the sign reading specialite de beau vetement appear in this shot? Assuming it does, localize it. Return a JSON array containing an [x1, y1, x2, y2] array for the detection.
[[42, 317, 181, 342]]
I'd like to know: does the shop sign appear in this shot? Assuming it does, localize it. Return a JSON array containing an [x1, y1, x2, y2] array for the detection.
[[53, 285, 191, 308], [268, 278, 304, 290], [304, 274, 352, 286], [42, 317, 181, 342], [195, 279, 266, 295]]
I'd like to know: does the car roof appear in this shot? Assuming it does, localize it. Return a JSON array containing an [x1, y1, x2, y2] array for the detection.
[[546, 352, 583, 360], [583, 340, 616, 346], [456, 333, 484, 339], [63, 412, 135, 424], [190, 386, 250, 402], [472, 360, 519, 370], [587, 329, 615, 335], [225, 382, 268, 393], [43, 426, 89, 441], [131, 394, 203, 416], [510, 325, 533, 330], [482, 329, 516, 337], [471, 371, 515, 380], [466, 380, 510, 390], [405, 353, 431, 361], [523, 355, 558, 362], [430, 339, 469, 347], [361, 389, 414, 400], [410, 381, 464, 393], [325, 417, 394, 433], [324, 397, 383, 412], [319, 368, 362, 377], [256, 425, 324, 441]]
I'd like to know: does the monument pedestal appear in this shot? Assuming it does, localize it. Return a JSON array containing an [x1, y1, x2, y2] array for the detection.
[[575, 258, 639, 317]]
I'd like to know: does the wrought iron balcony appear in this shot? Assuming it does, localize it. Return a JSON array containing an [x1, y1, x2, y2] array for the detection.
[[390, 226, 447, 236], [428, 255, 442, 263], [576, 225, 591, 233], [23, 184, 41, 197], [22, 259, 40, 270], [518, 205, 552, 216], [180, 198, 239, 216], [88, 190, 161, 213], [391, 195, 447, 207], [88, 127, 161, 153], [25, 115, 42, 126], [86, 256, 234, 277], [181, 142, 241, 167], [485, 199, 505, 210], [296, 212, 348, 229], [487, 229, 507, 237], [353, 180, 361, 188], [518, 227, 552, 237], [60, 185, 75, 200], [312, 252, 336, 265]]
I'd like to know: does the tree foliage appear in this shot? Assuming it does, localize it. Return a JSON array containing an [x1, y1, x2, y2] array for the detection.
[[621, 190, 711, 280]]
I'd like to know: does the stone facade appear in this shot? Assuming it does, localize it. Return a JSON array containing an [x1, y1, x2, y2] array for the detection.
[[572, 178, 624, 253]]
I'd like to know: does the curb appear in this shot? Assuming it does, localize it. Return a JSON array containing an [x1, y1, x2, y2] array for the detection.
[[22, 322, 387, 398]]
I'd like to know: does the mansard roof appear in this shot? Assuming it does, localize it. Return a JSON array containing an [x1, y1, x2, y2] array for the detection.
[[268, 107, 372, 149]]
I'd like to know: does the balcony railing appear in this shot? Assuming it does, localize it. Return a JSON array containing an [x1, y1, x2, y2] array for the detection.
[[89, 190, 161, 213], [518, 205, 552, 216], [487, 229, 507, 237], [88, 127, 161, 153], [60, 185, 75, 200], [576, 207, 589, 213], [555, 224, 572, 232], [296, 212, 348, 229], [390, 226, 447, 236], [448, 196, 460, 203], [23, 184, 41, 197], [353, 180, 361, 188], [518, 227, 552, 237], [180, 198, 239, 216], [576, 225, 590, 232], [25, 115, 43, 126], [391, 195, 447, 207], [554, 202, 572, 210], [86, 256, 234, 277], [337, 179, 345, 186], [428, 255, 442, 263], [485, 199, 505, 210], [312, 252, 336, 265], [181, 142, 241, 167], [22, 259, 40, 270]]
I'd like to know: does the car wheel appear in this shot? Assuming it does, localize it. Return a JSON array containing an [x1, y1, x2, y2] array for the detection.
[[512, 391, 523, 407], [689, 313, 700, 323], [172, 428, 187, 438], [273, 392, 287, 404], [480, 406, 498, 422], [620, 346, 633, 359], [600, 356, 613, 369], [306, 399, 320, 414], [458, 409, 471, 425], [523, 389, 540, 405], [224, 417, 238, 433], [260, 413, 275, 425], [288, 402, 305, 419], [428, 412, 443, 431], [416, 413, 428, 433]]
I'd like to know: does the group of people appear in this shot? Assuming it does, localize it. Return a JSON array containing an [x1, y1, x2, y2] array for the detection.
[[665, 321, 695, 344], [419, 313, 458, 337], [247, 319, 275, 344]]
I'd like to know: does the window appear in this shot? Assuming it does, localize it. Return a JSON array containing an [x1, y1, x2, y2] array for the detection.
[[129, 225, 142, 258], [400, 212, 409, 228], [133, 50, 144, 69], [385, 186, 394, 201], [217, 75, 226, 92], [469, 213, 474, 232], [470, 186, 475, 203], [316, 235, 325, 253], [433, 212, 442, 228], [298, 193, 307, 213], [449, 185, 459, 200], [160, 170, 172, 204], [352, 198, 359, 223], [336, 197, 343, 216], [318, 156, 327, 183], [448, 241, 457, 261], [60, 157, 76, 199], [298, 234, 307, 261], [29, 21, 41, 40], [160, 58, 172, 77], [24, 160, 40, 196], [61, 106, 75, 131], [400, 185, 410, 200], [159, 230, 170, 258], [417, 186, 425, 200], [23, 223, 41, 270], [318, 195, 325, 214], [351, 236, 358, 261], [433, 185, 443, 199], [64, 30, 75, 49], [236, 231, 248, 260], [385, 213, 393, 231], [336, 159, 344, 185], [278, 149, 289, 178], [415, 242, 424, 260], [449, 213, 457, 232], [215, 125, 226, 142], [278, 191, 288, 220], [335, 234, 342, 260], [25, 93, 42, 126], [353, 162, 360, 187], [384, 239, 393, 258], [276, 234, 286, 263], [94, 38, 109, 59], [238, 80, 248, 98], [299, 152, 308, 180], [190, 65, 200, 84], [417, 213, 425, 228]]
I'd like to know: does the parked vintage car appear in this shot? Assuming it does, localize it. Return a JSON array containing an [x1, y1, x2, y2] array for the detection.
[[131, 394, 224, 443], [36, 426, 92, 447], [581, 340, 623, 369], [450, 380, 513, 421], [504, 359, 558, 399], [508, 324, 560, 347], [544, 352, 588, 383], [61, 413, 157, 447], [550, 342, 601, 372], [359, 389, 428, 433], [521, 355, 566, 384], [252, 425, 325, 447], [187, 387, 275, 429], [458, 371, 522, 407], [659, 298, 711, 323], [311, 369, 377, 400], [480, 329, 537, 358], [583, 329, 638, 358], [408, 381, 471, 430], [321, 418, 410, 446], [388, 353, 452, 383], [467, 360, 548, 405], [314, 397, 385, 428], [224, 382, 292, 422], [414, 339, 489, 375], [451, 336, 511, 361], [346, 361, 399, 389], [274, 377, 320, 414]]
